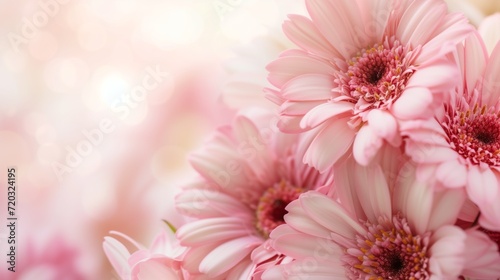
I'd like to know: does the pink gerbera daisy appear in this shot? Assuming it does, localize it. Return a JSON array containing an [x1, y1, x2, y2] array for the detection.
[[103, 227, 187, 280], [401, 30, 500, 230], [175, 108, 332, 279], [263, 157, 500, 279], [266, 0, 473, 172]]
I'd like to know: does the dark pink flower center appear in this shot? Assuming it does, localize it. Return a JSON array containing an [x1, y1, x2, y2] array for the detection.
[[346, 216, 430, 279], [337, 37, 416, 124], [446, 104, 500, 166], [255, 180, 304, 238]]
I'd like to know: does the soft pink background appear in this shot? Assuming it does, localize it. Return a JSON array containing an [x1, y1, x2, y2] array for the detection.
[[0, 0, 498, 279]]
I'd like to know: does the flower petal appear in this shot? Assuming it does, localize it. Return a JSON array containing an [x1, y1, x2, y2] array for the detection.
[[408, 59, 458, 93], [461, 229, 500, 279], [481, 40, 500, 107], [281, 74, 334, 101], [351, 163, 392, 224], [300, 102, 353, 129], [299, 192, 366, 242], [466, 166, 499, 205], [397, 0, 446, 48], [306, 0, 366, 58], [199, 236, 262, 278], [283, 198, 334, 239], [267, 53, 335, 88], [367, 109, 401, 147], [177, 217, 252, 246], [103, 237, 131, 278], [417, 12, 473, 63], [391, 87, 433, 120], [429, 225, 466, 278], [283, 15, 341, 60], [435, 160, 467, 188], [303, 119, 355, 173]]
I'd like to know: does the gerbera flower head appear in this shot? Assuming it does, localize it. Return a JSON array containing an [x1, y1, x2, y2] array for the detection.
[[103, 227, 187, 280], [402, 27, 500, 230], [175, 108, 332, 278], [266, 0, 473, 171], [262, 157, 500, 279]]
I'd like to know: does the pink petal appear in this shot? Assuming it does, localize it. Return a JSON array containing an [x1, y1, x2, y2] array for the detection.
[[332, 158, 366, 220], [367, 109, 401, 147], [277, 114, 308, 133], [461, 229, 500, 279], [181, 244, 217, 274], [199, 236, 261, 277], [408, 59, 458, 93], [404, 141, 458, 163], [281, 74, 334, 101], [272, 231, 340, 260], [400, 118, 448, 137], [175, 188, 252, 219], [281, 100, 326, 116], [481, 40, 500, 107], [300, 102, 353, 129], [354, 0, 391, 42], [177, 217, 252, 246], [393, 165, 433, 235], [397, 0, 446, 48], [351, 163, 392, 224], [391, 87, 434, 120], [265, 87, 284, 106], [466, 166, 499, 205], [189, 150, 254, 193], [353, 124, 383, 166], [478, 196, 500, 231], [303, 118, 355, 173], [283, 15, 341, 60], [435, 160, 467, 188], [283, 199, 334, 239], [225, 258, 254, 280], [306, 0, 365, 58], [103, 237, 131, 278], [233, 110, 277, 181], [463, 32, 487, 96], [267, 54, 335, 88], [400, 121, 450, 147], [426, 188, 465, 232], [417, 12, 473, 63], [262, 259, 345, 280], [429, 225, 466, 278], [299, 192, 367, 241], [134, 259, 180, 280]]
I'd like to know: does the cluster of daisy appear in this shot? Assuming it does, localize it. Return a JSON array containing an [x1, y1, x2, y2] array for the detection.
[[104, 0, 500, 279]]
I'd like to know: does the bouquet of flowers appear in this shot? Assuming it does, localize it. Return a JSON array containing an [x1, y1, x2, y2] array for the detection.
[[104, 0, 500, 279]]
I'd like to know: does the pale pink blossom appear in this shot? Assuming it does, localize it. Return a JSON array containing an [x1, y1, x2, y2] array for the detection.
[[263, 157, 500, 279], [103, 227, 186, 280], [401, 30, 500, 230], [175, 108, 332, 279], [266, 0, 473, 172]]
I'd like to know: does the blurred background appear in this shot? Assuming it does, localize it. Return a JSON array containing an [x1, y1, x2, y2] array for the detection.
[[0, 0, 498, 279]]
